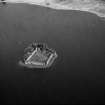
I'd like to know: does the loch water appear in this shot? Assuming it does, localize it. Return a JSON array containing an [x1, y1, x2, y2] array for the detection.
[[0, 4, 105, 104]]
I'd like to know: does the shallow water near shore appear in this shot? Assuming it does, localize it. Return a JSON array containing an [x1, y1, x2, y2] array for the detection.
[[0, 3, 105, 104]]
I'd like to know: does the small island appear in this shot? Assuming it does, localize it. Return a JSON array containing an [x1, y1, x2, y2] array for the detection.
[[19, 42, 58, 69]]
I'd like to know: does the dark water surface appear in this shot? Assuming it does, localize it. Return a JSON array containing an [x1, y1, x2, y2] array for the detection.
[[0, 4, 105, 104]]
